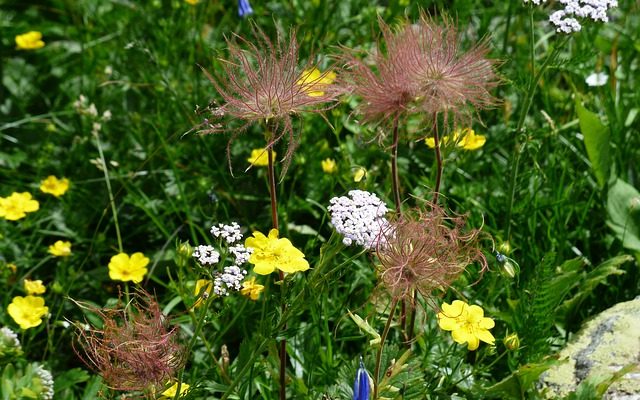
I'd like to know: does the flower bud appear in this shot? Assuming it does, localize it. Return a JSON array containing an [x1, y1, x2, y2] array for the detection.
[[353, 356, 371, 400], [504, 333, 520, 351]]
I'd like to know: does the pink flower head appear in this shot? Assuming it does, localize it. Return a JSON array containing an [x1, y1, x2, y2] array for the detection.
[[376, 205, 487, 303], [201, 24, 341, 177]]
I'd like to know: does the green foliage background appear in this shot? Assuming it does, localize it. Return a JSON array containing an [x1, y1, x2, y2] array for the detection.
[[1, 0, 639, 399]]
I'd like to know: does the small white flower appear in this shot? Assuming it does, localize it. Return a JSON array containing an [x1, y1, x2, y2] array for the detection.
[[210, 222, 243, 244], [34, 364, 54, 400], [213, 266, 247, 296], [192, 245, 220, 265], [229, 244, 253, 265], [585, 72, 608, 87], [0, 326, 21, 349], [328, 190, 390, 249]]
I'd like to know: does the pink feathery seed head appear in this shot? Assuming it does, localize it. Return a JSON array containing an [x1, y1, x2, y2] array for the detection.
[[73, 291, 186, 396], [413, 13, 499, 127], [199, 23, 342, 177], [375, 205, 487, 304]]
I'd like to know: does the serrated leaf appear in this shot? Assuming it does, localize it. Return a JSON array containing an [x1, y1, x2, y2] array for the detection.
[[575, 100, 610, 187], [607, 179, 640, 251], [483, 358, 563, 399]]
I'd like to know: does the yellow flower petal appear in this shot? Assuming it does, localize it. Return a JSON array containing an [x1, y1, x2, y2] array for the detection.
[[247, 148, 274, 167], [15, 31, 45, 50], [321, 158, 337, 174], [48, 240, 72, 257], [107, 252, 149, 283], [297, 68, 336, 97], [0, 192, 40, 221], [24, 279, 46, 295], [39, 176, 70, 197], [353, 167, 366, 182], [8, 296, 48, 330]]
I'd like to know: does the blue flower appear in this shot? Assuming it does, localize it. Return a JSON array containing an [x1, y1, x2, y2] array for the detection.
[[353, 356, 370, 400], [238, 0, 253, 17]]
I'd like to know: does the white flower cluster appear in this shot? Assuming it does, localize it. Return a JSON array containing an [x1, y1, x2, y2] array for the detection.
[[0, 327, 21, 350], [213, 266, 247, 296], [34, 364, 54, 400], [328, 190, 390, 249], [528, 0, 618, 33], [192, 245, 220, 265], [229, 244, 253, 265], [210, 222, 243, 244]]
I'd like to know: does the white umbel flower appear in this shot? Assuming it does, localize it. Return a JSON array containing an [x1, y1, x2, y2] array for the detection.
[[213, 266, 247, 296], [34, 364, 54, 400], [328, 190, 390, 249], [192, 245, 220, 266], [585, 72, 608, 86], [527, 0, 618, 33], [210, 222, 243, 244]]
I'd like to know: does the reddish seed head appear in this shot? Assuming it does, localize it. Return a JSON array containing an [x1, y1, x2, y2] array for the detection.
[[376, 205, 487, 303], [73, 292, 185, 396], [201, 24, 340, 177], [340, 13, 498, 140]]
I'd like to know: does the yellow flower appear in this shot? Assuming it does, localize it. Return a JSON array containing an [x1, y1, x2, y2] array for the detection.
[[0, 192, 40, 221], [39, 176, 70, 197], [437, 300, 495, 351], [15, 31, 45, 50], [184, 0, 199, 4], [160, 382, 190, 399], [425, 128, 486, 150], [7, 296, 48, 330], [321, 158, 338, 174], [240, 277, 265, 300], [244, 229, 309, 275], [353, 167, 367, 182], [108, 252, 149, 283], [48, 240, 72, 257], [247, 148, 275, 167], [296, 68, 336, 97], [193, 279, 213, 308], [24, 279, 46, 295], [457, 128, 486, 150]]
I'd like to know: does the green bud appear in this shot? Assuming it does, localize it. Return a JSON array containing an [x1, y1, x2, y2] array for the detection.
[[504, 333, 520, 351]]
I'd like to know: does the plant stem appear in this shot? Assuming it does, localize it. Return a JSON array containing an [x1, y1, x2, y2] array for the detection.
[[504, 11, 569, 241], [373, 298, 398, 399], [390, 115, 402, 215], [432, 114, 443, 204], [266, 134, 287, 400], [406, 290, 418, 343], [94, 130, 123, 253]]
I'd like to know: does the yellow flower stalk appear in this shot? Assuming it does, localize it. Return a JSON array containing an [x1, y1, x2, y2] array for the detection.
[[0, 192, 40, 221], [39, 176, 70, 197], [15, 31, 45, 50], [8, 296, 48, 330], [240, 277, 265, 300], [48, 240, 72, 257], [244, 229, 309, 275], [107, 252, 149, 283], [321, 158, 338, 174], [296, 68, 337, 97], [24, 279, 46, 295], [437, 300, 495, 351], [247, 148, 275, 167]]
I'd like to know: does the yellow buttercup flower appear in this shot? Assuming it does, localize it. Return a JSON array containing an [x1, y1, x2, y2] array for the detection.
[[0, 192, 40, 221], [240, 276, 264, 300], [160, 382, 190, 399], [425, 128, 486, 151], [353, 167, 367, 182], [48, 240, 72, 257], [321, 158, 338, 174], [244, 229, 309, 275], [184, 0, 199, 4], [24, 279, 46, 295], [296, 68, 336, 97], [193, 279, 213, 308], [457, 128, 486, 150], [437, 300, 495, 351], [15, 31, 45, 50], [8, 296, 48, 330], [40, 176, 70, 197], [108, 252, 149, 283], [247, 148, 275, 167]]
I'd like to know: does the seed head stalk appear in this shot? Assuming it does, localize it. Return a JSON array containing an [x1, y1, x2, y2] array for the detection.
[[265, 123, 287, 400]]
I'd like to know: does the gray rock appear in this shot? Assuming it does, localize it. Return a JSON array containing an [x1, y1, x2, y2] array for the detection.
[[539, 297, 640, 399]]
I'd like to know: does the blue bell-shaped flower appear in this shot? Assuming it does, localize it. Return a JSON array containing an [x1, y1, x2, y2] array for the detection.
[[353, 356, 370, 400], [237, 0, 253, 17]]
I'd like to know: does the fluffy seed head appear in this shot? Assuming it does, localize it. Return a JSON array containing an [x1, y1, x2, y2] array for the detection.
[[201, 24, 340, 176], [376, 205, 487, 302], [73, 291, 185, 396]]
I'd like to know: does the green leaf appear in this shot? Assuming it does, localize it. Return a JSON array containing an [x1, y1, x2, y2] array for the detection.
[[575, 100, 610, 187], [607, 179, 640, 251], [483, 358, 563, 399]]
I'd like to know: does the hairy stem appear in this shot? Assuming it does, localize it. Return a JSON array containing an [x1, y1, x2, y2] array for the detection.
[[373, 298, 398, 399], [390, 115, 402, 215], [406, 290, 418, 343], [267, 136, 287, 400], [432, 114, 443, 204]]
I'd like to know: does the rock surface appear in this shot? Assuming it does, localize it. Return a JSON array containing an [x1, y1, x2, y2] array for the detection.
[[539, 297, 640, 399]]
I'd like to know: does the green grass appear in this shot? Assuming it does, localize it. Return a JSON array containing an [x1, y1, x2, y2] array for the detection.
[[1, 0, 639, 399]]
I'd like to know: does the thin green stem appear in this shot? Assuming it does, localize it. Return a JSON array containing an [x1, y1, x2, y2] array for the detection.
[[504, 11, 569, 241], [94, 131, 123, 252], [390, 115, 402, 215], [373, 298, 398, 399]]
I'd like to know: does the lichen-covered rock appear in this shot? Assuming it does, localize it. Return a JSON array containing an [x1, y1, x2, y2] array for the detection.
[[539, 297, 640, 399]]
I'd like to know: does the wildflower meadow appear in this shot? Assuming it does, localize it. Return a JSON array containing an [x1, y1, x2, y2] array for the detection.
[[2, 0, 639, 399]]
